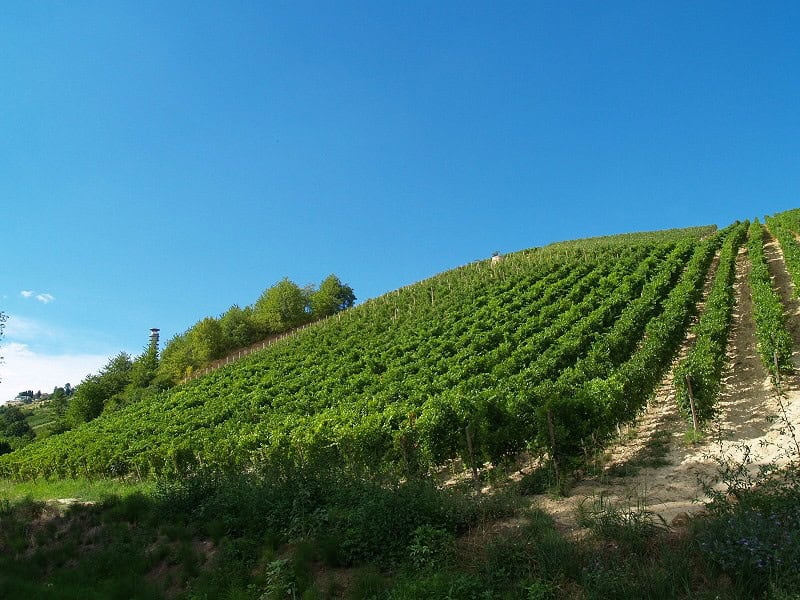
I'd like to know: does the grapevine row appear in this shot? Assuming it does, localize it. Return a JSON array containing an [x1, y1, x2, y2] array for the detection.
[[418, 236, 709, 465], [672, 222, 748, 423], [747, 220, 793, 378], [416, 241, 695, 464], [532, 228, 724, 456], [770, 208, 800, 235], [766, 214, 800, 296]]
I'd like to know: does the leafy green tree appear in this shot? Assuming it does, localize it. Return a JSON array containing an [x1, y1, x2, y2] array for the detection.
[[104, 353, 134, 390], [50, 386, 69, 419], [157, 333, 194, 385], [129, 342, 159, 390], [67, 353, 133, 426], [106, 339, 164, 410], [190, 317, 226, 364], [219, 304, 259, 350], [48, 386, 71, 435], [0, 406, 33, 439], [0, 406, 34, 452], [253, 278, 309, 333], [67, 377, 106, 426], [310, 274, 356, 318]]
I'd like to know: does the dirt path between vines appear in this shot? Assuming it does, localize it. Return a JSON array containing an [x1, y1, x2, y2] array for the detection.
[[536, 242, 800, 535]]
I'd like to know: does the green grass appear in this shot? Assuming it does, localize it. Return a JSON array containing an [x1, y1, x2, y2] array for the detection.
[[0, 477, 155, 503]]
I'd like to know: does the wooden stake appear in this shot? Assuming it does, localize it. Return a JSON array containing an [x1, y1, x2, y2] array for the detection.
[[686, 374, 699, 432], [465, 425, 479, 489], [546, 410, 562, 489]]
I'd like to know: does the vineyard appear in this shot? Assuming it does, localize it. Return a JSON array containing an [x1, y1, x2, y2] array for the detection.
[[0, 223, 750, 481], [5, 211, 800, 599]]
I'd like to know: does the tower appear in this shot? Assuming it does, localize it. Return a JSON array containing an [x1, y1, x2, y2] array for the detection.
[[149, 328, 160, 352]]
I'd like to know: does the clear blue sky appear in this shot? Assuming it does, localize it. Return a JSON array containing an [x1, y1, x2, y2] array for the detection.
[[2, 1, 800, 401]]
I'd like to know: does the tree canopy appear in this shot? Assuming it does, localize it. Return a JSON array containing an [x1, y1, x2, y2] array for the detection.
[[67, 352, 134, 426], [32, 274, 356, 426], [310, 274, 356, 318], [155, 274, 356, 385], [253, 277, 309, 333], [0, 404, 34, 454]]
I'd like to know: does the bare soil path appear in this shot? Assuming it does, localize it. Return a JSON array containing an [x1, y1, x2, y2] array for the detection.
[[536, 243, 800, 534]]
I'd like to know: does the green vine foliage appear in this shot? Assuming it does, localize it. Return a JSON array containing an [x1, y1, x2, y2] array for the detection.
[[2, 227, 728, 480], [766, 212, 800, 297], [747, 220, 793, 379], [673, 222, 748, 424]]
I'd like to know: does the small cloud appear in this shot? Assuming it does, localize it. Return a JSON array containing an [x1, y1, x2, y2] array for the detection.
[[36, 293, 55, 304], [20, 290, 34, 298]]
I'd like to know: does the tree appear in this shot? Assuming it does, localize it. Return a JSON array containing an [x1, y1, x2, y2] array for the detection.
[[50, 386, 67, 412], [219, 304, 259, 350], [0, 406, 34, 440], [310, 274, 356, 318], [67, 353, 133, 426], [253, 278, 309, 333], [16, 390, 34, 404], [67, 377, 106, 426], [102, 353, 134, 391], [51, 387, 69, 421], [190, 317, 226, 365], [157, 333, 194, 386], [129, 342, 158, 390]]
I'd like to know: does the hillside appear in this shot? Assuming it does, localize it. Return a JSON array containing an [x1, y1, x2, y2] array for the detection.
[[4, 213, 800, 599], [1, 225, 722, 479]]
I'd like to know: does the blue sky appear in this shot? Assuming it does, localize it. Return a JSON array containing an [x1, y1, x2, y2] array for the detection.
[[2, 1, 800, 401]]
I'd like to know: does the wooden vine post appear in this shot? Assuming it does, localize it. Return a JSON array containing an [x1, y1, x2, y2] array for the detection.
[[546, 409, 562, 489], [465, 425, 479, 490], [685, 374, 699, 432]]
